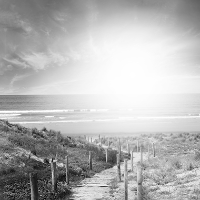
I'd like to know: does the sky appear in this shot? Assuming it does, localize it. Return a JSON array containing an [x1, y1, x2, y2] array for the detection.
[[1, 0, 200, 94]]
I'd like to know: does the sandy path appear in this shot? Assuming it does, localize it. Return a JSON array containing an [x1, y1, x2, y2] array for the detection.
[[68, 151, 144, 200]]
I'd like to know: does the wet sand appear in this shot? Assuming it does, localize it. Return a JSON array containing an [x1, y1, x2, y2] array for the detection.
[[21, 118, 200, 136]]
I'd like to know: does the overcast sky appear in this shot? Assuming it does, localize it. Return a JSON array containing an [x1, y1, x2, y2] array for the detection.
[[1, 0, 200, 94]]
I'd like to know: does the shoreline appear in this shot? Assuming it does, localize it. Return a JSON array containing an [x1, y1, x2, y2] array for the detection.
[[12, 118, 200, 134]]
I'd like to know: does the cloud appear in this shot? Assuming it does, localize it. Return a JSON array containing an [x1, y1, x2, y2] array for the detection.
[[0, 10, 33, 35], [3, 57, 29, 69], [0, 0, 200, 95], [2, 51, 70, 72], [22, 51, 70, 71], [10, 73, 31, 86], [0, 63, 13, 75]]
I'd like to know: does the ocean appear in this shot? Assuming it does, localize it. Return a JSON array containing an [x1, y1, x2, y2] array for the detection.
[[1, 94, 200, 135]]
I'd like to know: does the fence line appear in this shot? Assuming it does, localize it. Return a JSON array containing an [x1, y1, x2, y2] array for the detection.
[[137, 140, 139, 152], [152, 142, 156, 157], [89, 151, 92, 170], [65, 155, 69, 185], [106, 148, 108, 163], [117, 153, 121, 181], [51, 159, 57, 192], [30, 173, 38, 200], [28, 135, 156, 200], [137, 164, 143, 200], [131, 150, 133, 172], [140, 145, 143, 165], [124, 159, 128, 200]]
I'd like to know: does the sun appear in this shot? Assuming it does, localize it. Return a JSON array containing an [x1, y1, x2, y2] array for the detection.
[[101, 41, 168, 94]]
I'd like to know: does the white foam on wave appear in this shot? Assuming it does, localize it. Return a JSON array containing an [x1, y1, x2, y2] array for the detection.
[[0, 109, 109, 114], [11, 118, 137, 124], [59, 117, 66, 119], [45, 116, 54, 118], [0, 114, 21, 117], [9, 115, 200, 125], [137, 116, 200, 120], [14, 119, 95, 124]]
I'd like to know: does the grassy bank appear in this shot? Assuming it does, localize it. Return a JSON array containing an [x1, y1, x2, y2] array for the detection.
[[103, 132, 200, 200], [92, 132, 200, 199], [0, 120, 118, 200], [140, 132, 200, 200]]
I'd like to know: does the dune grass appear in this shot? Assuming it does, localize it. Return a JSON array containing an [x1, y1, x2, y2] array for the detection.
[[0, 120, 118, 199]]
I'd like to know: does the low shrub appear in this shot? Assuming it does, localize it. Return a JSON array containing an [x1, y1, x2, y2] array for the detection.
[[31, 149, 37, 156], [0, 165, 16, 176], [151, 168, 177, 185], [107, 149, 117, 164], [194, 150, 200, 160]]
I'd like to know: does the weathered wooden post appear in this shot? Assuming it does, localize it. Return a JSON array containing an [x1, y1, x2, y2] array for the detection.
[[137, 140, 139, 152], [124, 159, 128, 200], [118, 138, 121, 158], [152, 143, 155, 157], [89, 151, 92, 170], [117, 153, 121, 181], [55, 145, 58, 161], [131, 150, 134, 172], [106, 148, 108, 163], [140, 145, 143, 165], [127, 143, 130, 156], [99, 134, 101, 141], [51, 160, 57, 192], [137, 164, 143, 200], [30, 173, 38, 200], [108, 138, 110, 147], [65, 155, 69, 185]]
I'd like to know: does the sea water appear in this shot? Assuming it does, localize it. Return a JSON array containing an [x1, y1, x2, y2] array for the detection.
[[1, 94, 200, 135]]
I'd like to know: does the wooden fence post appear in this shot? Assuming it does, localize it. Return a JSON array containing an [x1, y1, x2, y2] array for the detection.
[[30, 173, 38, 200], [140, 145, 143, 165], [51, 160, 57, 192], [127, 143, 130, 156], [106, 148, 108, 163], [65, 155, 69, 185], [152, 143, 155, 157], [55, 145, 58, 161], [137, 164, 143, 200], [131, 150, 134, 172], [137, 140, 139, 152], [124, 159, 128, 200], [117, 153, 121, 181], [118, 138, 121, 158], [89, 151, 92, 170]]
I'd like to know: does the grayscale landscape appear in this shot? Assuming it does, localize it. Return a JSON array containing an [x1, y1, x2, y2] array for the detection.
[[1, 0, 200, 199]]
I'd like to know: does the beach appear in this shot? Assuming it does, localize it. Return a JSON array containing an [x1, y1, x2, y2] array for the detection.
[[1, 94, 200, 135]]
